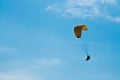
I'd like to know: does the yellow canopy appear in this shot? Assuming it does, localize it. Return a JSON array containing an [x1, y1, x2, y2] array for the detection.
[[74, 24, 88, 38]]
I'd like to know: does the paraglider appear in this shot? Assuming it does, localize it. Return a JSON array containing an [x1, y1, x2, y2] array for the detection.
[[74, 24, 91, 61]]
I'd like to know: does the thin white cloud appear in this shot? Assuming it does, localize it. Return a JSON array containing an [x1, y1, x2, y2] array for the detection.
[[105, 15, 120, 23], [100, 0, 117, 4], [35, 58, 62, 67], [46, 0, 100, 18], [46, 0, 120, 22], [0, 46, 18, 53], [0, 71, 39, 80], [0, 58, 61, 80]]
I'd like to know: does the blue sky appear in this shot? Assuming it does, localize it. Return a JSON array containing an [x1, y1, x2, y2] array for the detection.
[[0, 0, 120, 80]]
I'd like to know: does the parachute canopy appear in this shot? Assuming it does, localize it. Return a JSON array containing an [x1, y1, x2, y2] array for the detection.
[[74, 24, 88, 38]]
